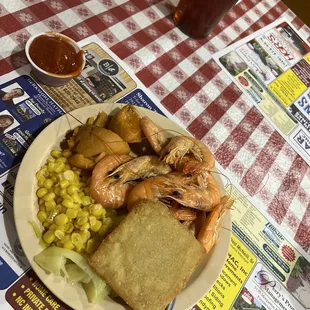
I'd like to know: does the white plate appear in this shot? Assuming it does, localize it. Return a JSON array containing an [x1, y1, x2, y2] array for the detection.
[[14, 103, 231, 310]]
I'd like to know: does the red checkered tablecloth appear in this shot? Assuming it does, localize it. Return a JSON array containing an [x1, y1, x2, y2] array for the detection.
[[0, 0, 310, 255]]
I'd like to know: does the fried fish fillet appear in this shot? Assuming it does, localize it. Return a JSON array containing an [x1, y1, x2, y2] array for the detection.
[[88, 199, 206, 310]]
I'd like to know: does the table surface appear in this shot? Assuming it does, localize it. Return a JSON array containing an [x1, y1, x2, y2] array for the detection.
[[0, 0, 309, 257]]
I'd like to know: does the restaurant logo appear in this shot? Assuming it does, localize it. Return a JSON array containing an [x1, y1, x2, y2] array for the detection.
[[281, 245, 296, 262], [267, 33, 295, 61], [238, 76, 249, 87], [262, 222, 284, 248], [98, 59, 119, 76]]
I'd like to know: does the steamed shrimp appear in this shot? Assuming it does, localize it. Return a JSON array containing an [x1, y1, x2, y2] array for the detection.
[[197, 196, 234, 253], [90, 155, 171, 209], [160, 136, 215, 172], [90, 155, 133, 209], [140, 116, 167, 154], [127, 171, 220, 211], [110, 155, 171, 182]]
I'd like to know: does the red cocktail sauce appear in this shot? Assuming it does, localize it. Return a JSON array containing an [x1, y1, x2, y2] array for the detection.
[[29, 34, 84, 75]]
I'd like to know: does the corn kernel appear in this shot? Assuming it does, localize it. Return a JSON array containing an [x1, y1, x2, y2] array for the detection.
[[49, 223, 56, 231], [79, 222, 90, 231], [59, 180, 70, 189], [80, 230, 91, 243], [51, 150, 62, 158], [77, 210, 89, 218], [36, 188, 48, 198], [98, 224, 109, 237], [63, 240, 74, 250], [63, 170, 75, 181], [90, 220, 102, 232], [76, 216, 88, 226], [64, 223, 74, 234], [67, 185, 78, 195], [39, 204, 46, 212], [37, 178, 45, 187], [43, 192, 56, 202], [55, 230, 65, 240], [61, 235, 70, 244], [54, 214, 69, 226], [82, 196, 92, 207], [43, 230, 55, 243], [37, 210, 47, 223], [45, 200, 56, 211], [43, 221, 51, 228], [89, 204, 105, 217], [86, 238, 97, 254], [89, 215, 96, 227], [66, 208, 78, 219], [71, 232, 83, 249], [54, 163, 65, 174], [47, 162, 56, 173], [62, 199, 74, 209], [55, 157, 67, 164]]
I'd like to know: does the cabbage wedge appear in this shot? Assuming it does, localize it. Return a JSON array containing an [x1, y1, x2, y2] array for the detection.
[[34, 246, 110, 304]]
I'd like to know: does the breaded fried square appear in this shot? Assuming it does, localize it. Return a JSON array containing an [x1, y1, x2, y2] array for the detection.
[[88, 200, 205, 310]]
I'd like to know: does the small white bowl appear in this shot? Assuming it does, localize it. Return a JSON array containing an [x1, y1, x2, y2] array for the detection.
[[25, 32, 85, 87]]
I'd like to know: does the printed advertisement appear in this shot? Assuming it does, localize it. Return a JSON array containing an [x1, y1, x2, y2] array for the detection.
[[214, 18, 310, 166], [0, 33, 309, 310], [193, 184, 310, 310], [0, 76, 64, 175]]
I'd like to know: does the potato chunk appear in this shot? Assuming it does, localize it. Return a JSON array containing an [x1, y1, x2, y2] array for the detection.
[[108, 105, 143, 143]]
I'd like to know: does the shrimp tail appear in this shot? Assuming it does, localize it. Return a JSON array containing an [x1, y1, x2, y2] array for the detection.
[[140, 116, 167, 154]]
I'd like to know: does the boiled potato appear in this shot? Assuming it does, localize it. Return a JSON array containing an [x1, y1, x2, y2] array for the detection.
[[75, 125, 130, 157], [68, 154, 95, 171], [94, 112, 108, 128], [108, 105, 143, 143]]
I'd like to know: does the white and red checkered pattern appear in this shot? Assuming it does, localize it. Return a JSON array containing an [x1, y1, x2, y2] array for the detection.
[[1, 0, 310, 254]]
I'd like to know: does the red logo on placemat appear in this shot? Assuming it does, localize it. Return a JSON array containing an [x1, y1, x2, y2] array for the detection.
[[238, 76, 249, 87], [241, 289, 254, 305], [281, 245, 296, 262]]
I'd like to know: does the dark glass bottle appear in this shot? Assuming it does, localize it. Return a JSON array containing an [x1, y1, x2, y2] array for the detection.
[[173, 0, 239, 38]]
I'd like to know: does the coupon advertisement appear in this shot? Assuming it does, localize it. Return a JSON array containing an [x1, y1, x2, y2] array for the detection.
[[214, 17, 310, 166]]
